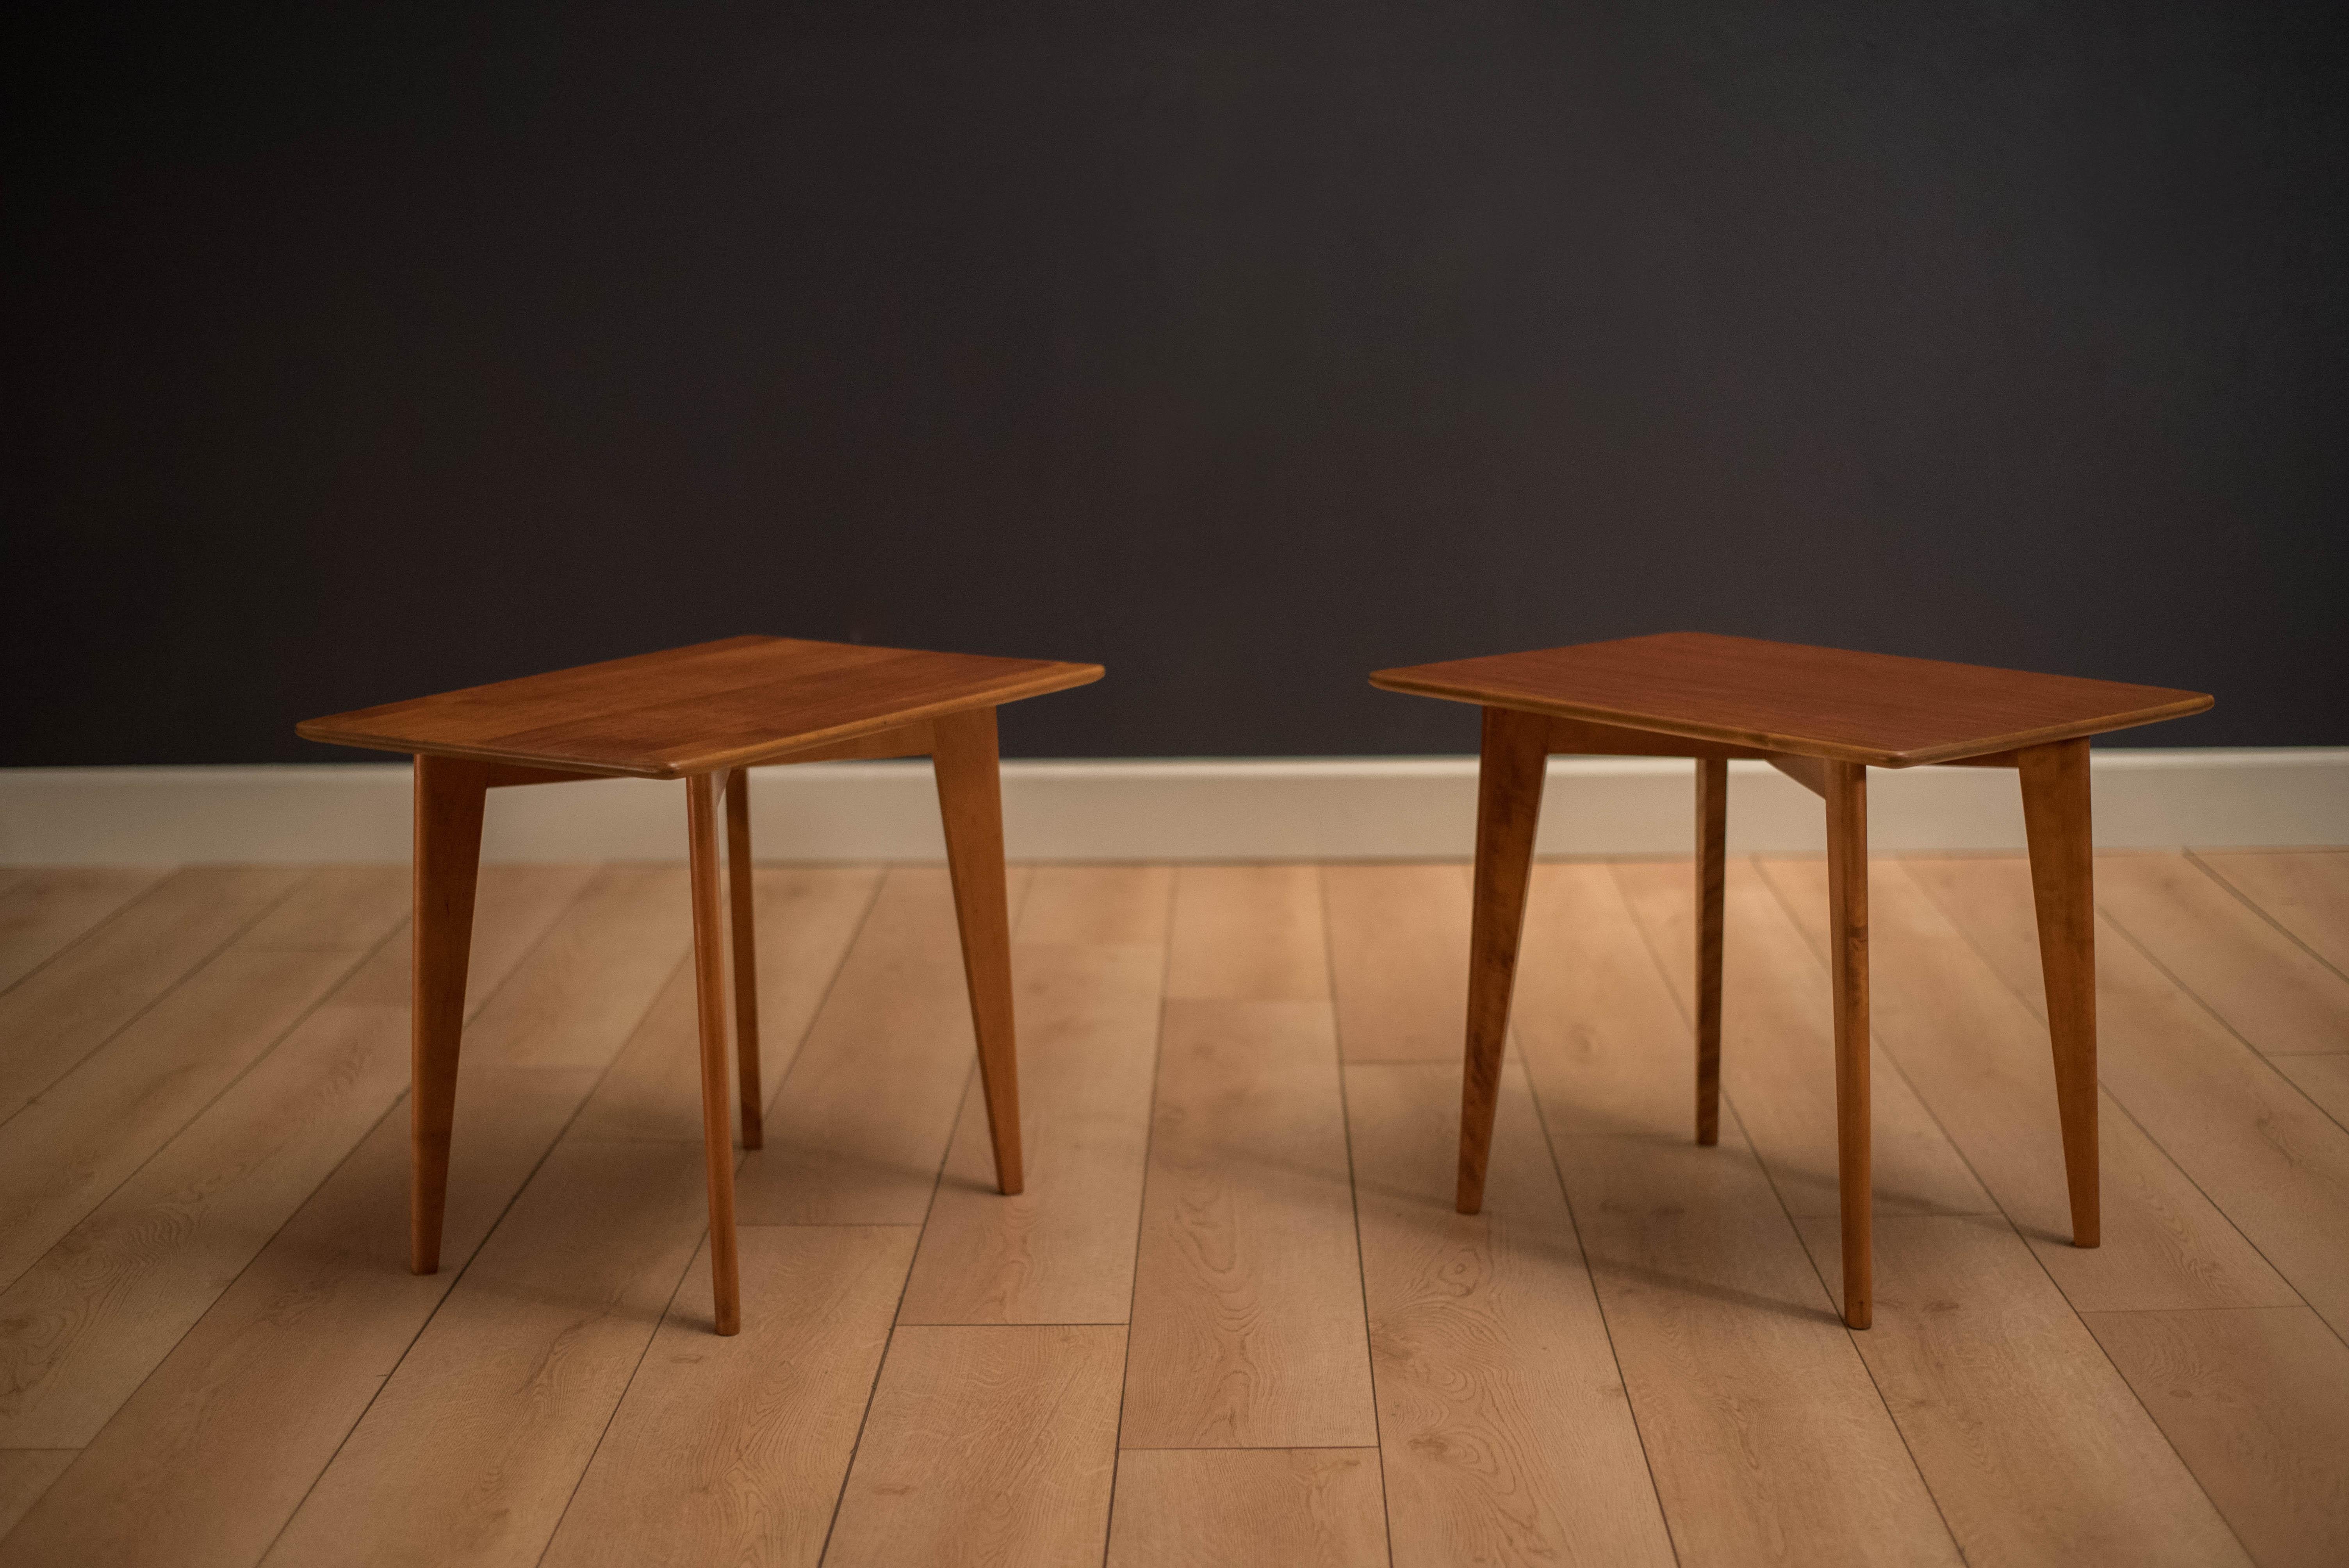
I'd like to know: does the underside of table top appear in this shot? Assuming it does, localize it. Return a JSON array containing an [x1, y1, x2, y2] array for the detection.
[[1371, 632, 2211, 766], [296, 635, 1105, 778]]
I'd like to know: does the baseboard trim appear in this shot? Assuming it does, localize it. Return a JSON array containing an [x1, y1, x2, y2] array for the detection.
[[1, 750, 2341, 865]]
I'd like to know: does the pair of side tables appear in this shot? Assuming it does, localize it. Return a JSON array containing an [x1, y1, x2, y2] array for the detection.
[[299, 632, 2210, 1333]]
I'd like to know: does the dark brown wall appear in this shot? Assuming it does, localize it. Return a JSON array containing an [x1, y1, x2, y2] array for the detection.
[[6, 3, 2342, 762]]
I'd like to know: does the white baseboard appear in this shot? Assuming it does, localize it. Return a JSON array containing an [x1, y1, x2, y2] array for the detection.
[[0, 750, 2341, 865]]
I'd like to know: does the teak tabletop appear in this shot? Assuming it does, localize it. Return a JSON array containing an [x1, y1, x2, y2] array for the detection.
[[296, 634, 1105, 779], [1370, 631, 2211, 766]]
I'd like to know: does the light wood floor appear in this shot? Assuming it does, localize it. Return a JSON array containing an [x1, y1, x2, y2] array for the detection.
[[2, 850, 2346, 1567]]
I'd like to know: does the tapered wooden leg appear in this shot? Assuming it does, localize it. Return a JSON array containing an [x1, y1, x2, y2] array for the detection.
[[410, 754, 488, 1275], [725, 766, 763, 1150], [1458, 706, 1550, 1214], [2019, 737, 2099, 1248], [1694, 757, 1727, 1147], [1824, 761, 1871, 1328], [686, 773, 742, 1335], [933, 706, 1023, 1196]]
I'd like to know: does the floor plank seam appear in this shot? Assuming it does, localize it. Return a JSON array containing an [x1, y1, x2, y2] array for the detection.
[[1613, 859, 1970, 1564], [1097, 868, 1178, 1568], [2184, 850, 2349, 988], [1492, 1016, 1685, 1568], [752, 867, 889, 1125], [1907, 866, 2349, 1363], [2097, 895, 2335, 1069], [0, 865, 181, 1003], [813, 979, 982, 1568], [0, 868, 312, 1132], [531, 1227, 709, 1568], [254, 864, 706, 1565], [1314, 866, 1399, 1568], [0, 911, 407, 1303]]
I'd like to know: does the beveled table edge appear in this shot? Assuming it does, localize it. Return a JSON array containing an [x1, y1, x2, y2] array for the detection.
[[1367, 668, 2214, 768], [296, 661, 1106, 779]]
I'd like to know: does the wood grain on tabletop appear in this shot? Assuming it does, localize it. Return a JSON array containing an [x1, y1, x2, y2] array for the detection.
[[1104, 1449, 1388, 1568], [1371, 631, 2211, 765], [294, 634, 1103, 777], [1762, 857, 2298, 1312], [824, 1325, 1125, 1568]]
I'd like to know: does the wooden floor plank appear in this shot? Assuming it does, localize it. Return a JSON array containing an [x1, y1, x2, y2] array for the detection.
[[1513, 860, 1702, 1140], [572, 867, 882, 1142], [0, 1063, 597, 1568], [823, 1324, 1125, 1568], [330, 862, 603, 1012], [0, 998, 412, 1446], [1910, 856, 2349, 1338], [1014, 864, 1173, 947], [0, 866, 306, 1121], [2083, 1306, 2349, 1568], [0, 942, 371, 1288], [1349, 1058, 1676, 1567], [1798, 1214, 2249, 1567], [1613, 858, 1992, 1219], [1104, 1448, 1387, 1568], [1762, 857, 2297, 1313], [1164, 865, 1329, 1001], [1121, 1000, 1378, 1449], [462, 865, 695, 1069], [261, 1139, 713, 1568], [900, 869, 1165, 1324], [540, 1225, 917, 1568], [0, 1452, 75, 1540], [1554, 1124, 1960, 1566], [2193, 849, 2349, 978], [0, 867, 168, 992], [1324, 862, 1471, 1062], [734, 866, 1030, 1224], [2096, 853, 2349, 1056], [237, 864, 410, 950], [2275, 1052, 2349, 1130]]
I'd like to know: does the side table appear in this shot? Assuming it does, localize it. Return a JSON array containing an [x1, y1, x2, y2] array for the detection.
[[299, 635, 1102, 1334], [1372, 632, 2210, 1327]]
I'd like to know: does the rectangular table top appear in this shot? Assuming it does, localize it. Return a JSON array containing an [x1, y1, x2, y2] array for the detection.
[[296, 635, 1104, 778], [1371, 632, 2212, 766]]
